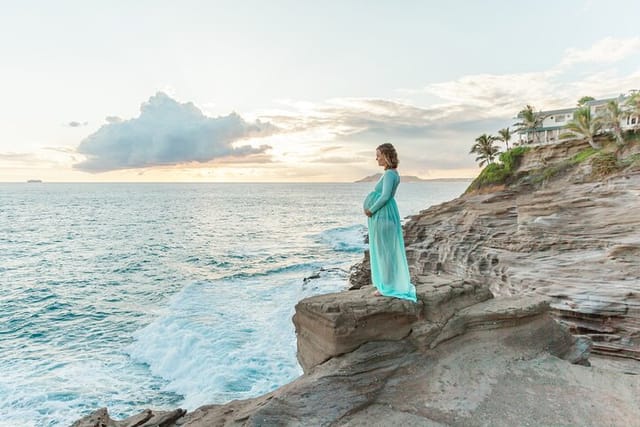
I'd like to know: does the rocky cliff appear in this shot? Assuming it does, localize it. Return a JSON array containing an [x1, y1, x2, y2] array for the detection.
[[73, 139, 640, 426], [399, 139, 640, 361]]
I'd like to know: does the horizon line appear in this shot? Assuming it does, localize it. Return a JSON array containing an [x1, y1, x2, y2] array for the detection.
[[1, 178, 474, 184]]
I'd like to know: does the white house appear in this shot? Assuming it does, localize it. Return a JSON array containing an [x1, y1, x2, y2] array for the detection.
[[515, 92, 639, 145]]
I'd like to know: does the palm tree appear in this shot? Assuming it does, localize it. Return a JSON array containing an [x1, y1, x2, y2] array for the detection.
[[564, 107, 602, 149], [625, 92, 640, 132], [497, 127, 512, 150], [601, 100, 625, 146], [577, 96, 595, 107], [470, 134, 501, 167], [514, 105, 544, 144]]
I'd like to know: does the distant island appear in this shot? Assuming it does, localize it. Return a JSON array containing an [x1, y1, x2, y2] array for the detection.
[[354, 174, 471, 183], [27, 179, 43, 183]]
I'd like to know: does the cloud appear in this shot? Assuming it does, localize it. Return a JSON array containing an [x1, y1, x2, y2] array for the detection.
[[413, 38, 640, 121], [423, 71, 562, 117], [67, 121, 88, 127], [0, 152, 39, 161], [74, 92, 277, 172], [262, 97, 463, 142], [105, 116, 122, 123], [0, 148, 77, 169], [559, 36, 640, 68]]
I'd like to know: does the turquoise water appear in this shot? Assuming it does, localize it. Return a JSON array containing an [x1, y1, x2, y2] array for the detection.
[[0, 182, 469, 426]]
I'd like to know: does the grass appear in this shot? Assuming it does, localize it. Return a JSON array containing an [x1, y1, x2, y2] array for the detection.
[[528, 161, 573, 185], [570, 147, 598, 164]]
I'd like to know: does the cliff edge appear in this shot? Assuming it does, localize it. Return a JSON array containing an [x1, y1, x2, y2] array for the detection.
[[73, 138, 640, 426]]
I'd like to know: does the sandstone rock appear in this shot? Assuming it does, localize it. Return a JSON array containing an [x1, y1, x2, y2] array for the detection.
[[398, 161, 640, 359], [174, 293, 637, 427], [71, 407, 185, 427], [292, 287, 422, 371]]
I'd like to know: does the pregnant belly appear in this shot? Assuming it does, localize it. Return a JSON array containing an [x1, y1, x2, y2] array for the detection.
[[363, 191, 380, 210]]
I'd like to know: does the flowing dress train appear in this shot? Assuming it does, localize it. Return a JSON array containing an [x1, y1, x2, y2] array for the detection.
[[363, 170, 417, 302]]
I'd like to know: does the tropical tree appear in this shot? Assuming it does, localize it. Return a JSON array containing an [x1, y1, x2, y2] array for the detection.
[[625, 92, 640, 132], [497, 127, 512, 150], [514, 105, 544, 144], [470, 134, 501, 167], [577, 96, 595, 107], [564, 107, 602, 149], [601, 100, 625, 146]]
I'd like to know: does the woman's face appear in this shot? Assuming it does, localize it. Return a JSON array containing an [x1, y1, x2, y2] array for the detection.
[[375, 149, 386, 167]]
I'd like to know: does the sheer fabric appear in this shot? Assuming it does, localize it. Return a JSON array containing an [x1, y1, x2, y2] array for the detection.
[[363, 170, 417, 302]]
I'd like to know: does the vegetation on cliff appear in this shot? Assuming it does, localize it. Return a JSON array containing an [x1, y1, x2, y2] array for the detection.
[[465, 146, 530, 192], [467, 134, 639, 194], [467, 93, 640, 194]]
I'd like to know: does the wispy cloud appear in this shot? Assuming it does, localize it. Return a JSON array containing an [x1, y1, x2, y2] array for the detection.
[[410, 36, 640, 120], [261, 97, 464, 141], [0, 148, 77, 169], [74, 92, 278, 172], [559, 36, 640, 68]]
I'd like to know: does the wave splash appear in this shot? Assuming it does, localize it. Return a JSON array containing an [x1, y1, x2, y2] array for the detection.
[[126, 265, 347, 410]]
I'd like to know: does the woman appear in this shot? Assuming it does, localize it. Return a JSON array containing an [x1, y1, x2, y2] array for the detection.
[[363, 143, 417, 302]]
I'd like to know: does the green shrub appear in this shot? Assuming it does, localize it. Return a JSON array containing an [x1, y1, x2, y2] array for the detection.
[[623, 130, 640, 144], [499, 146, 529, 170], [466, 147, 530, 192], [571, 147, 598, 164]]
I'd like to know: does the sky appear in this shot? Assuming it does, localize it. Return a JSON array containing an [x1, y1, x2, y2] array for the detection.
[[1, 0, 639, 182]]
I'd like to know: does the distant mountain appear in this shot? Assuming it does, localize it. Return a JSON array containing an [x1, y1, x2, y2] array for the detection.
[[354, 174, 471, 183]]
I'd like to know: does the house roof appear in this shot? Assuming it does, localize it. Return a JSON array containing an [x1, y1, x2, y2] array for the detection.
[[541, 107, 576, 116], [584, 95, 627, 106], [515, 125, 567, 133], [516, 106, 575, 118]]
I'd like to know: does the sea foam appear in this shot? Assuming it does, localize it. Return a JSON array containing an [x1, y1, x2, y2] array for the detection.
[[126, 267, 346, 410]]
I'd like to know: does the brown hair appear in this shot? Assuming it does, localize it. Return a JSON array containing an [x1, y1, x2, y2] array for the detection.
[[377, 143, 399, 169]]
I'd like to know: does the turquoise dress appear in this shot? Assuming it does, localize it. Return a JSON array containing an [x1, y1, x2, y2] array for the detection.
[[363, 169, 417, 302]]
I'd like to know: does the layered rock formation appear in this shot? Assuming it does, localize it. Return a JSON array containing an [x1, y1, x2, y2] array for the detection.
[[74, 283, 639, 426], [390, 140, 640, 360], [73, 139, 640, 426]]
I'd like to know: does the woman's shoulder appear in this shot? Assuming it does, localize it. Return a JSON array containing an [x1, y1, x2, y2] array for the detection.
[[384, 168, 400, 177]]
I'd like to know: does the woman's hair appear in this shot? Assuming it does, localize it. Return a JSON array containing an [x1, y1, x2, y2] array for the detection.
[[377, 143, 399, 169]]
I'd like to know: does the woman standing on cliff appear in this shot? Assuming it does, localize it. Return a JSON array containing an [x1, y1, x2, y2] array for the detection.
[[363, 143, 417, 302]]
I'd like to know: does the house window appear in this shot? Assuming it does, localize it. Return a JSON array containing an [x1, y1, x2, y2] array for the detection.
[[633, 117, 637, 125], [555, 115, 565, 123]]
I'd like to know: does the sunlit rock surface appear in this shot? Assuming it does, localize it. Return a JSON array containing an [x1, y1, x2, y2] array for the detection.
[[396, 143, 640, 360]]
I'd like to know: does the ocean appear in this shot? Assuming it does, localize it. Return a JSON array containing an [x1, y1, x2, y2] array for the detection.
[[0, 181, 469, 426]]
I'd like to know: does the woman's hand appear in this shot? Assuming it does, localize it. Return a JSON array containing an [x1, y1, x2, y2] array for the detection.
[[364, 209, 373, 217]]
